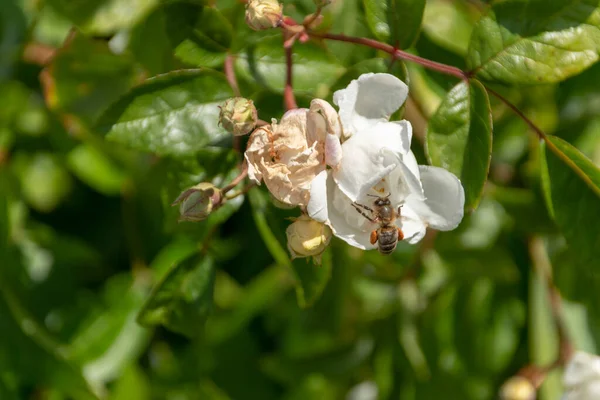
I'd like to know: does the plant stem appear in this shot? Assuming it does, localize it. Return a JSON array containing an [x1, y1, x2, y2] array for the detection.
[[221, 161, 249, 195], [529, 237, 574, 365], [303, 6, 322, 28], [310, 32, 467, 80], [484, 86, 547, 141], [284, 46, 297, 110], [224, 53, 241, 97]]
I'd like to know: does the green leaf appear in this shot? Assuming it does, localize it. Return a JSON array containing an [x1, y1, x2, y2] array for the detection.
[[291, 251, 332, 308], [421, 0, 476, 56], [363, 0, 425, 48], [98, 69, 234, 157], [110, 364, 151, 400], [0, 0, 26, 81], [41, 34, 136, 125], [235, 38, 344, 95], [173, 6, 233, 68], [129, 2, 201, 75], [66, 144, 126, 196], [541, 136, 600, 285], [67, 274, 151, 385], [205, 265, 293, 344], [426, 79, 492, 210], [248, 189, 331, 307], [48, 0, 159, 35], [0, 279, 98, 399], [13, 152, 73, 213], [467, 1, 600, 84], [138, 254, 215, 337], [189, 6, 233, 52]]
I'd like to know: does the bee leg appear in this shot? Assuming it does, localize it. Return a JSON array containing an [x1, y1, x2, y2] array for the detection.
[[353, 202, 374, 212], [351, 203, 376, 223], [370, 230, 378, 245], [397, 227, 404, 241]]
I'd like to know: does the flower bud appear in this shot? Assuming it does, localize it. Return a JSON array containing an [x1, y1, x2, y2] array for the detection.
[[219, 97, 258, 136], [286, 215, 332, 261], [499, 376, 536, 400], [171, 183, 222, 222], [245, 0, 283, 31]]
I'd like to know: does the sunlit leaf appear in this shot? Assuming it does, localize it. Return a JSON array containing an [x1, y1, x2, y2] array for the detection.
[[98, 70, 233, 157], [467, 1, 600, 84], [426, 79, 492, 210]]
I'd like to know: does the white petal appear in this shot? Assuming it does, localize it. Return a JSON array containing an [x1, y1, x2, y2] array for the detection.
[[333, 73, 409, 137], [399, 205, 427, 244], [325, 133, 342, 168], [564, 352, 600, 389], [307, 170, 329, 223], [407, 166, 465, 231], [307, 99, 342, 144], [385, 150, 425, 208], [333, 121, 411, 202], [308, 171, 376, 250]]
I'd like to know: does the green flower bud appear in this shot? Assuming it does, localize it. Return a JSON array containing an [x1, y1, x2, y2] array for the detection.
[[286, 215, 332, 262], [219, 97, 258, 136], [245, 0, 283, 31], [499, 376, 536, 400], [171, 183, 222, 222]]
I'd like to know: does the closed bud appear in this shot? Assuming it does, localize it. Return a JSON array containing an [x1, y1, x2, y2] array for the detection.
[[171, 183, 222, 222], [286, 215, 332, 262], [219, 97, 257, 136], [500, 376, 536, 400], [313, 0, 333, 7], [245, 0, 283, 31]]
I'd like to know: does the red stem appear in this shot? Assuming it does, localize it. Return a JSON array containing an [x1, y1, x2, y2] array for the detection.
[[224, 53, 241, 97], [221, 161, 248, 195], [284, 46, 297, 110], [311, 32, 467, 80]]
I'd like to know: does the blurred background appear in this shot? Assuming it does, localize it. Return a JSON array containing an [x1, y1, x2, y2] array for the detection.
[[1, 0, 599, 399]]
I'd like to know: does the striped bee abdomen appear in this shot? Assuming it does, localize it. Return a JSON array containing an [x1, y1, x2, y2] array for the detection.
[[377, 227, 398, 255]]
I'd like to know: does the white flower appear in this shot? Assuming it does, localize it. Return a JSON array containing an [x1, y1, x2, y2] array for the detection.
[[245, 100, 342, 206], [562, 351, 600, 400], [307, 73, 465, 249]]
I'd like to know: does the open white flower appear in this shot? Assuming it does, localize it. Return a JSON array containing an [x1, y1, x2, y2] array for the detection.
[[562, 351, 600, 400], [308, 73, 465, 248], [245, 100, 342, 206]]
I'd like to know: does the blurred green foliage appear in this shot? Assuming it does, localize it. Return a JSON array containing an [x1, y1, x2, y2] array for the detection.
[[1, 0, 600, 399]]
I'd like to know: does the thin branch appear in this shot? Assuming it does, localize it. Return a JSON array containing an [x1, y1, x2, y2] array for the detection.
[[484, 86, 547, 141], [310, 32, 467, 80], [224, 53, 241, 97], [284, 46, 297, 110], [529, 237, 574, 365], [487, 85, 600, 198], [221, 160, 248, 195], [225, 182, 257, 200]]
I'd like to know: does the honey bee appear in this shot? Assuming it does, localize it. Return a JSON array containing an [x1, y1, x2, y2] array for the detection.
[[352, 194, 404, 255]]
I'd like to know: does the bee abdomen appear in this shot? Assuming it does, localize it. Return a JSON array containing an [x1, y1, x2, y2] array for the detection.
[[377, 228, 398, 255]]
